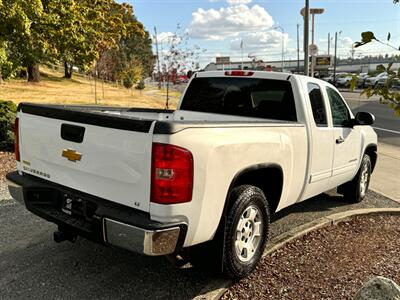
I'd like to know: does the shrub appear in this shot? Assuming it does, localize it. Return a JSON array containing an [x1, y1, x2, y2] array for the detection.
[[0, 100, 17, 151], [123, 76, 133, 89], [135, 79, 145, 90]]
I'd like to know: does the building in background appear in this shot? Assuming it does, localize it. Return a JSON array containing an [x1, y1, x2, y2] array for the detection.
[[203, 56, 399, 77]]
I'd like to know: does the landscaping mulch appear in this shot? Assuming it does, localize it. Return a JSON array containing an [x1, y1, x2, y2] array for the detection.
[[0, 151, 16, 182], [223, 214, 400, 300]]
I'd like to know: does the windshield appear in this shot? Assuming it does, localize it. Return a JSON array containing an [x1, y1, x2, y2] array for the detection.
[[180, 77, 297, 121]]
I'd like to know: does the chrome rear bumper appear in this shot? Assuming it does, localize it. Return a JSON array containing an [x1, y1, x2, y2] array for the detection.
[[6, 172, 185, 256], [104, 219, 181, 256], [7, 179, 24, 205]]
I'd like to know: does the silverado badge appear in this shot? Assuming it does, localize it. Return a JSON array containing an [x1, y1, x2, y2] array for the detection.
[[62, 149, 82, 162]]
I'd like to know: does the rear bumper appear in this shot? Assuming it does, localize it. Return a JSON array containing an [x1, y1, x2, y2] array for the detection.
[[6, 171, 186, 256]]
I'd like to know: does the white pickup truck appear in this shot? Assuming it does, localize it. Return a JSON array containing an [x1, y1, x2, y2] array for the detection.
[[7, 71, 377, 278]]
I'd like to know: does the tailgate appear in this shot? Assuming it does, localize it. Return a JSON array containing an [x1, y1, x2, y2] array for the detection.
[[17, 105, 155, 212]]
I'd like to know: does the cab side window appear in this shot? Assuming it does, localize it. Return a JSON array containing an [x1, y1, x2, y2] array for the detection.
[[326, 87, 351, 127], [307, 83, 327, 127]]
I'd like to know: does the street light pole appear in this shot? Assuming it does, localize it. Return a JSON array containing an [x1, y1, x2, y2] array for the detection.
[[328, 32, 331, 55], [274, 26, 285, 72], [281, 27, 284, 72], [297, 24, 300, 73], [333, 31, 338, 86], [303, 0, 310, 76], [154, 26, 161, 89], [310, 9, 324, 78]]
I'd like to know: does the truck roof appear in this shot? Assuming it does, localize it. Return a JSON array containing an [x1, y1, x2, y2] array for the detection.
[[196, 70, 297, 81], [194, 70, 336, 89]]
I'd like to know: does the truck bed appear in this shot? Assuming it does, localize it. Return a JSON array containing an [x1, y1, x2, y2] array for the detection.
[[16, 103, 303, 214], [19, 103, 302, 134]]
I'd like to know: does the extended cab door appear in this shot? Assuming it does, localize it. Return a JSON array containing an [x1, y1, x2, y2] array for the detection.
[[325, 87, 362, 185], [301, 81, 335, 199]]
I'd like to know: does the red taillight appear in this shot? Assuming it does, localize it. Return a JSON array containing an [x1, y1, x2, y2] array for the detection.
[[151, 143, 193, 204], [14, 117, 20, 162], [224, 70, 254, 76]]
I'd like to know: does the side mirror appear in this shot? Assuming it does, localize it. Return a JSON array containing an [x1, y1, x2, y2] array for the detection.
[[355, 112, 375, 126]]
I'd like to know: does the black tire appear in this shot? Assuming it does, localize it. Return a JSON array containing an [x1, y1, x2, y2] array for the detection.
[[342, 154, 372, 203], [223, 185, 270, 279]]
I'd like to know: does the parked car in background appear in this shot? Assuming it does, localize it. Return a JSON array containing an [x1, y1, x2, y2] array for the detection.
[[364, 72, 388, 88], [176, 75, 189, 84], [392, 78, 400, 90], [322, 74, 334, 84], [357, 73, 370, 88], [322, 73, 347, 85], [376, 74, 389, 88], [335, 73, 354, 88]]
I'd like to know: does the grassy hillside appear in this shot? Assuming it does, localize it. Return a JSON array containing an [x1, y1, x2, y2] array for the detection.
[[0, 66, 181, 109]]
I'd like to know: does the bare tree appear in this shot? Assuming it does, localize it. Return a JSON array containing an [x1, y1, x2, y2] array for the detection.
[[159, 24, 206, 108]]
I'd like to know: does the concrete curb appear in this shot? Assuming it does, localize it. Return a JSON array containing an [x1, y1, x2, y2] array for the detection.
[[193, 208, 400, 300], [370, 188, 400, 203]]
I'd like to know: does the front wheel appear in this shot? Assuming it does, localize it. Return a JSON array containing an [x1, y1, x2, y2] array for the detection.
[[341, 154, 372, 203], [223, 185, 270, 279]]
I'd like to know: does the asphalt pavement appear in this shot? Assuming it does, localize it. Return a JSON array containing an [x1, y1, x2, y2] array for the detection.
[[1, 188, 399, 299], [342, 91, 400, 148]]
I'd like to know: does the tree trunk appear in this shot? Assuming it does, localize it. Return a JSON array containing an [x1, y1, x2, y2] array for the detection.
[[27, 65, 40, 82], [64, 61, 73, 79], [69, 64, 73, 78], [19, 69, 27, 79]]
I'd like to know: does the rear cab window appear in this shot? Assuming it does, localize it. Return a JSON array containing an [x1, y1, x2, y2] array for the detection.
[[307, 83, 328, 127], [180, 77, 297, 122]]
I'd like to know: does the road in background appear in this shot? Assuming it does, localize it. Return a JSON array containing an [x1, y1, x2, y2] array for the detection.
[[342, 91, 400, 148], [341, 91, 400, 201]]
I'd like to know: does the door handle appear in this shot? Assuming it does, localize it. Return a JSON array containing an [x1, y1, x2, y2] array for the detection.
[[61, 124, 86, 143], [336, 136, 345, 144]]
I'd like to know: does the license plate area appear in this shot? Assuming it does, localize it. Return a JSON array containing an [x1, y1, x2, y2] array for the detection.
[[61, 193, 97, 221]]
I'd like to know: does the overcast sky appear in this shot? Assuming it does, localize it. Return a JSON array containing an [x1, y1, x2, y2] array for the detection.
[[127, 0, 400, 65]]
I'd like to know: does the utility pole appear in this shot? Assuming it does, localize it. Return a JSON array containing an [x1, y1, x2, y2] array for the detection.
[[310, 9, 324, 78], [240, 39, 244, 70], [281, 27, 285, 72], [94, 62, 98, 105], [297, 24, 300, 73], [273, 25, 285, 72], [333, 31, 338, 86], [310, 12, 315, 78], [351, 44, 355, 60], [328, 32, 331, 55], [303, 0, 310, 76], [154, 26, 161, 89]]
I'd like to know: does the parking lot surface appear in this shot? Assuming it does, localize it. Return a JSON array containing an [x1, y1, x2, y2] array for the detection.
[[1, 187, 399, 299]]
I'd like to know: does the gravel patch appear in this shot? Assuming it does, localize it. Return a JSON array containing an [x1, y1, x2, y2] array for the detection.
[[0, 182, 11, 200], [269, 189, 400, 240], [223, 214, 400, 300], [0, 151, 16, 181], [0, 151, 15, 200]]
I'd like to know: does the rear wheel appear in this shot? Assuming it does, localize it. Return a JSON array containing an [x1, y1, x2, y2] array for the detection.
[[223, 185, 270, 279], [341, 154, 372, 203]]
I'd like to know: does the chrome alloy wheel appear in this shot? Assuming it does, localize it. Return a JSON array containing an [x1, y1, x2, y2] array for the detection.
[[360, 163, 369, 197], [235, 205, 263, 262]]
